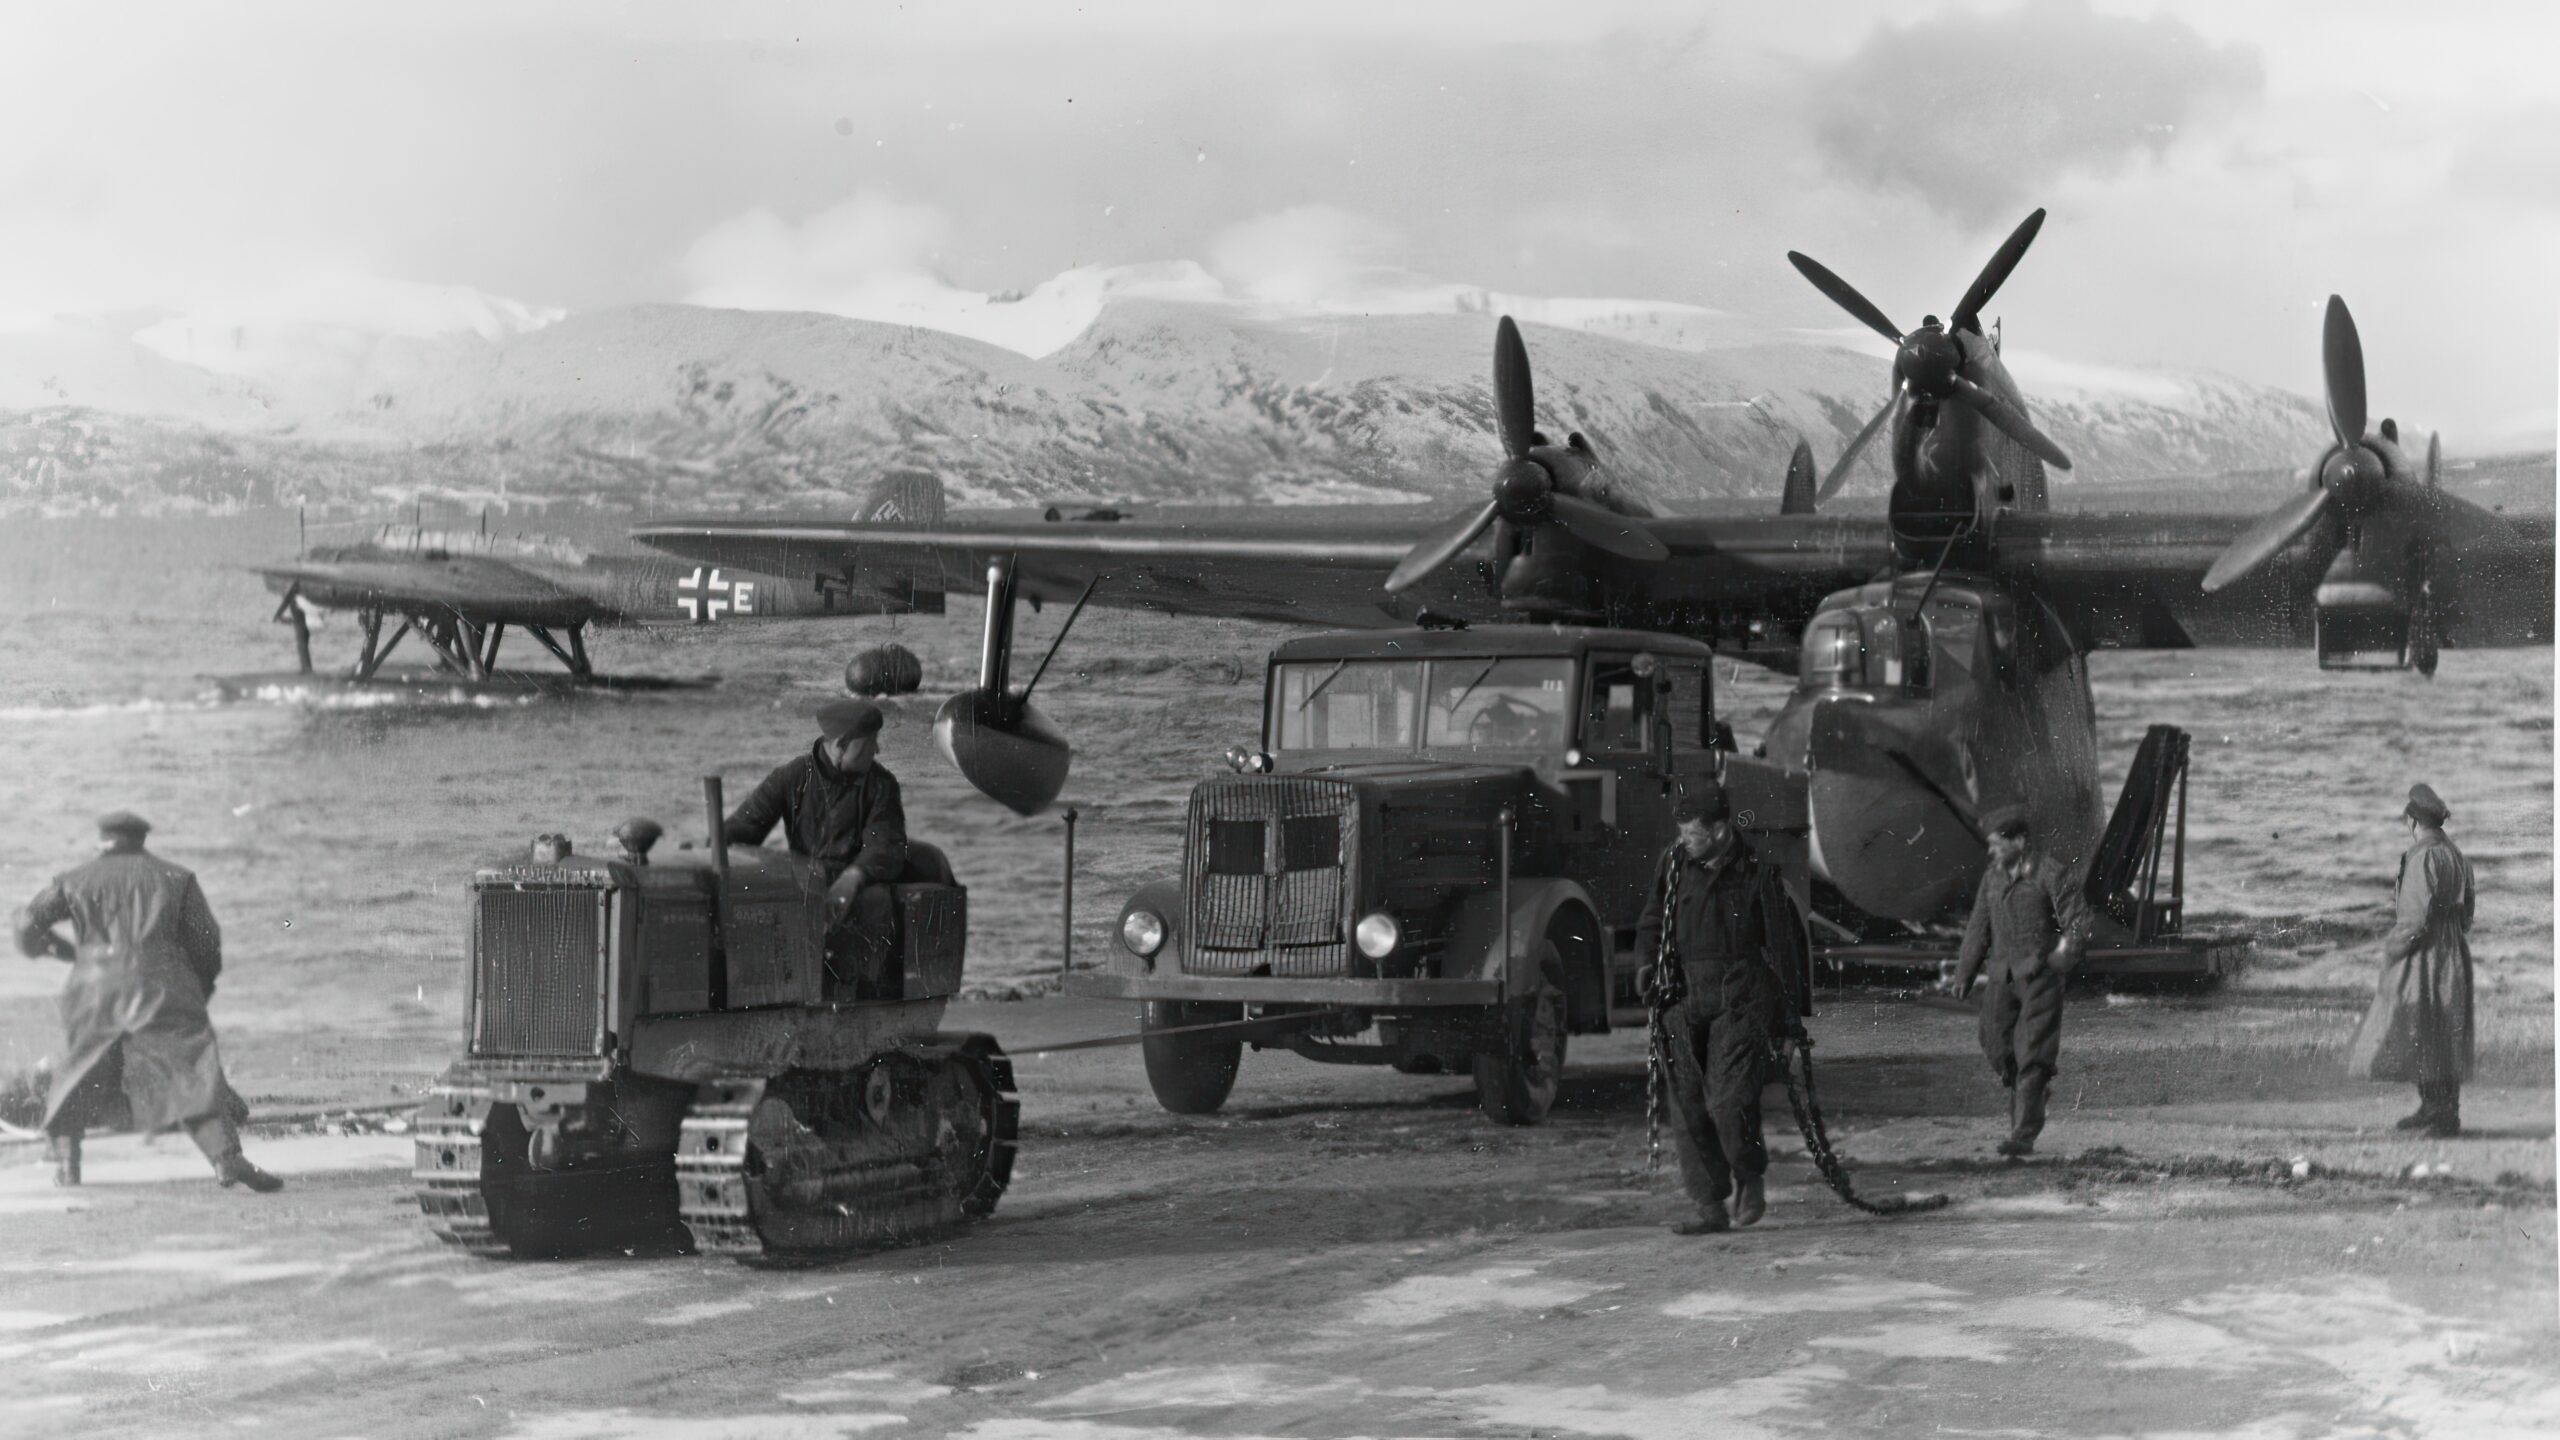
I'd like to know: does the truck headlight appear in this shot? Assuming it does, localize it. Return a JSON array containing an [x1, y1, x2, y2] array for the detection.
[[1121, 909, 1167, 957], [1354, 912, 1401, 959]]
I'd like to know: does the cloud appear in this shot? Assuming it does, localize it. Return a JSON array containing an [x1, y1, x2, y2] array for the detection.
[[1207, 205, 1406, 307], [679, 192, 957, 314], [1806, 0, 2263, 226], [678, 192, 1229, 355]]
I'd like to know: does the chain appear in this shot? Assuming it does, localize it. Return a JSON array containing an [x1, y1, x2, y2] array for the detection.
[[1651, 846, 1949, 1217], [1643, 857, 1684, 1181], [1779, 1034, 1951, 1216]]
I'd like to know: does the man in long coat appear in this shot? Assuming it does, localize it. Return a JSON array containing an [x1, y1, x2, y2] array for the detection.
[[13, 812, 280, 1191], [1950, 804, 2093, 1158], [2346, 783, 2474, 1137], [1636, 783, 1808, 1235]]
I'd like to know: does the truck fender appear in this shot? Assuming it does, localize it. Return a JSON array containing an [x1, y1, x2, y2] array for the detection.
[[1113, 877, 1185, 977], [1443, 879, 1600, 1009]]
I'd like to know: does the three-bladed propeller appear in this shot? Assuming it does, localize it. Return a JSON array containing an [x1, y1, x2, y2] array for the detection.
[[1789, 208, 2074, 502], [1383, 316, 1667, 595], [2202, 296, 2392, 593]]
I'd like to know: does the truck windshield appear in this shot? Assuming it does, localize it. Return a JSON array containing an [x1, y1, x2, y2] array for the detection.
[[1270, 660, 1423, 751], [1423, 657, 1574, 750]]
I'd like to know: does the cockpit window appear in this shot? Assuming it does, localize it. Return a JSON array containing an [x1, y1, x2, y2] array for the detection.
[[1424, 657, 1573, 750], [1271, 660, 1422, 751]]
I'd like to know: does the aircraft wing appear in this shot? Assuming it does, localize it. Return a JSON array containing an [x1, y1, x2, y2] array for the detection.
[[629, 510, 1924, 632], [254, 557, 619, 627], [630, 499, 2553, 651], [630, 515, 1466, 628], [1987, 501, 2555, 649]]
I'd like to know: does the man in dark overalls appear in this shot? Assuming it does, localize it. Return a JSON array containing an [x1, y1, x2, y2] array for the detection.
[[724, 698, 909, 993], [1636, 783, 1806, 1235], [1950, 805, 2092, 1158], [13, 812, 281, 1191]]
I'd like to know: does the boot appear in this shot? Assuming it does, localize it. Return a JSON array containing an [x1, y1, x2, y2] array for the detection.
[[47, 1134, 79, 1188], [214, 1151, 284, 1193], [1670, 1201, 1731, 1236], [2422, 1083, 2461, 1139], [1733, 1173, 1767, 1228], [2005, 1068, 2052, 1157]]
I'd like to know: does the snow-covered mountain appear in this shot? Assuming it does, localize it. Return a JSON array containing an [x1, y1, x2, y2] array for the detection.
[[0, 284, 2373, 517]]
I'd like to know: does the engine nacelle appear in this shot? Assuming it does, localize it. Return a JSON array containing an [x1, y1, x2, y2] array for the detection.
[[2313, 534, 2418, 671]]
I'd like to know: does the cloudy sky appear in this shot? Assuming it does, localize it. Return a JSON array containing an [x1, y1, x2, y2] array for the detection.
[[2, 0, 2554, 444]]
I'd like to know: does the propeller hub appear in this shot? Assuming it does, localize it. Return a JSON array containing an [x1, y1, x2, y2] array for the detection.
[[1495, 459, 1553, 524], [1899, 325, 1962, 399], [2321, 445, 2385, 512]]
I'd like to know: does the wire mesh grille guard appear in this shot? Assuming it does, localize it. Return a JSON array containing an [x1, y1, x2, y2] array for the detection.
[[470, 881, 611, 1057], [1184, 776, 1356, 977]]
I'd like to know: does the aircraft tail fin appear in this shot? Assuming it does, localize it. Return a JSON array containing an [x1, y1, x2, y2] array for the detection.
[[1780, 439, 1819, 515], [863, 469, 947, 527]]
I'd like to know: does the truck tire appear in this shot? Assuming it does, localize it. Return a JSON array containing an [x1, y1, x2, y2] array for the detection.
[[1140, 1000, 1243, 1115], [1473, 943, 1568, 1126]]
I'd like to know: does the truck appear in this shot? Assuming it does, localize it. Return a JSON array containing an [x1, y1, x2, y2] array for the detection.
[[1067, 623, 1814, 1125], [412, 783, 1019, 1259]]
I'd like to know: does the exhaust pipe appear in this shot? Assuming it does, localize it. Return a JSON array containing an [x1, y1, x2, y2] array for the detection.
[[702, 776, 729, 879]]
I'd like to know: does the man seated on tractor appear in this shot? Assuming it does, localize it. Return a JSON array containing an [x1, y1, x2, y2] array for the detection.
[[724, 697, 909, 996]]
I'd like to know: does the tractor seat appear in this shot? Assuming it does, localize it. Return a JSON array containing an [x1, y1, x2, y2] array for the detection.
[[896, 841, 958, 888]]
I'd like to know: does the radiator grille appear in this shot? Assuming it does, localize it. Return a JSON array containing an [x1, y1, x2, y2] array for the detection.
[[469, 881, 611, 1058], [1184, 777, 1355, 977]]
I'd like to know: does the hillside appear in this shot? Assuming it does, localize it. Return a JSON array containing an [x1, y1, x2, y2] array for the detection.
[[0, 297, 2455, 518]]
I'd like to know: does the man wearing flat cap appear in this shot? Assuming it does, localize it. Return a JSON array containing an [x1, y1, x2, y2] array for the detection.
[[725, 698, 910, 993], [13, 812, 280, 1191], [1950, 803, 2092, 1158], [1635, 780, 1807, 1234], [2347, 783, 2474, 1137]]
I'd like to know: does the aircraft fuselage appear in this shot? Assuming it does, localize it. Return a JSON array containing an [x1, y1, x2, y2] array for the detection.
[[1759, 572, 2101, 929]]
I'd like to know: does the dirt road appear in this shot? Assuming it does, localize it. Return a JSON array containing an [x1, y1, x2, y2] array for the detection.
[[3, 993, 2553, 1439]]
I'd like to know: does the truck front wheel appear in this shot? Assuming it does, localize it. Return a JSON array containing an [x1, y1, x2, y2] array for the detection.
[[1140, 1001, 1243, 1114], [1473, 943, 1568, 1125]]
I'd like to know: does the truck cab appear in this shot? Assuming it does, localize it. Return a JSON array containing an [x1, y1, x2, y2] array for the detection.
[[1067, 623, 1810, 1124]]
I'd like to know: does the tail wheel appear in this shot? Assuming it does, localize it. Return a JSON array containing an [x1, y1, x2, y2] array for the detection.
[[1474, 941, 1568, 1126], [1140, 1000, 1243, 1114]]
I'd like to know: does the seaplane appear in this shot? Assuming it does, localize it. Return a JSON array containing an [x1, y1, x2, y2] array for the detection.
[[247, 471, 947, 690], [629, 211, 2552, 971]]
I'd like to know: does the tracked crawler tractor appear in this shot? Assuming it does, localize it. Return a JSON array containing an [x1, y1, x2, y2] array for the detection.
[[414, 780, 1017, 1260]]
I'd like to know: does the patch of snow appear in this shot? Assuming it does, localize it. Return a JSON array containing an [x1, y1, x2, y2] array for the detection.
[[504, 1413, 901, 1440], [71, 1247, 329, 1284], [1662, 1276, 1967, 1319], [643, 1299, 759, 1328], [780, 1369, 954, 1408], [1349, 1263, 1607, 1328], [0, 1311, 71, 1332], [1813, 1321, 2007, 1361], [1041, 1364, 1348, 1411], [2184, 1277, 2560, 1438], [1447, 1365, 1851, 1439]]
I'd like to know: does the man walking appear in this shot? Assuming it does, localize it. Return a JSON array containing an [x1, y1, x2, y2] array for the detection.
[[13, 812, 280, 1191], [1636, 783, 1807, 1235], [1949, 805, 2092, 1158], [2347, 784, 2474, 1137]]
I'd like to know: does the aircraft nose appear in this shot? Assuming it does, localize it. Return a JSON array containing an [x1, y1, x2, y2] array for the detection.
[[1899, 328, 1963, 399]]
